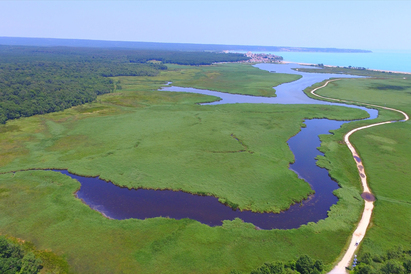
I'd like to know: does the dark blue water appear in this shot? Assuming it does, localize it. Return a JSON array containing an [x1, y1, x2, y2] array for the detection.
[[55, 164, 336, 229], [52, 119, 359, 229], [52, 63, 378, 229]]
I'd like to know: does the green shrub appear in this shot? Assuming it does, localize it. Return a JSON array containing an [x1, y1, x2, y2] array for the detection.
[[0, 237, 42, 274], [247, 255, 323, 274], [380, 260, 405, 274]]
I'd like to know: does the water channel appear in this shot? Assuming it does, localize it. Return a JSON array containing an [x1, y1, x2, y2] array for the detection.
[[52, 63, 378, 229]]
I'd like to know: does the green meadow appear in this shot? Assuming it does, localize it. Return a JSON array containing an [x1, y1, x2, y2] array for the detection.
[[0, 63, 393, 273], [165, 63, 301, 96], [304, 75, 411, 258]]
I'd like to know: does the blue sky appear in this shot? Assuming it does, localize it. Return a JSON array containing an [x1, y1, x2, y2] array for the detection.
[[1, 0, 410, 50]]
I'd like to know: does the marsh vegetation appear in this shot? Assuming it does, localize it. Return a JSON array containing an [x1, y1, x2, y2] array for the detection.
[[303, 74, 411, 263], [0, 59, 410, 273]]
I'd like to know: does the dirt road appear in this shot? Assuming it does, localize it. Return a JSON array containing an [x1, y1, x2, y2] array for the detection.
[[310, 79, 409, 274]]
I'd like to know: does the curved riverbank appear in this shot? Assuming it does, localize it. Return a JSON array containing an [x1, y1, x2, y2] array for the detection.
[[2, 62, 411, 274], [67, 65, 377, 229], [3, 64, 376, 230], [309, 79, 409, 274]]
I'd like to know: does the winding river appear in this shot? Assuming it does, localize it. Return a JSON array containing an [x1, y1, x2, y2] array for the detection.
[[52, 63, 380, 230]]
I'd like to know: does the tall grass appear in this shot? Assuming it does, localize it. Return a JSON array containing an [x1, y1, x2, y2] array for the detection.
[[0, 64, 380, 273], [166, 63, 301, 97], [306, 76, 411, 257]]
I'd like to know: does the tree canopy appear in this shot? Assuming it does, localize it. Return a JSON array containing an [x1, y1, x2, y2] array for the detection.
[[0, 45, 249, 124], [0, 237, 43, 274]]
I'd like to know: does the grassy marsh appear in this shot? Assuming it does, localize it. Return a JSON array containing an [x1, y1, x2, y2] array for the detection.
[[165, 63, 301, 97], [305, 76, 411, 257], [0, 63, 378, 273]]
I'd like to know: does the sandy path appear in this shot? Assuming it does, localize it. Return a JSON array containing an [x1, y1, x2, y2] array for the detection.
[[309, 79, 409, 274]]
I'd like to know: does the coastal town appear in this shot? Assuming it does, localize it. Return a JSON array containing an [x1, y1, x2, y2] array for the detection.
[[243, 51, 283, 63], [221, 50, 283, 63]]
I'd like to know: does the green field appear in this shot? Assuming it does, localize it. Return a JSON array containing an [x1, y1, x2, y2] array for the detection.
[[0, 64, 362, 213], [305, 76, 411, 258], [165, 63, 301, 96], [0, 63, 397, 273]]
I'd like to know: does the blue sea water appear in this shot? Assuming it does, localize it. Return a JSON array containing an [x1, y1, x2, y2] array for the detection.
[[261, 50, 411, 73]]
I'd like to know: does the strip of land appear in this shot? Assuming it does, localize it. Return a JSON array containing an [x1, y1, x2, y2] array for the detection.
[[309, 79, 409, 274], [282, 61, 411, 75]]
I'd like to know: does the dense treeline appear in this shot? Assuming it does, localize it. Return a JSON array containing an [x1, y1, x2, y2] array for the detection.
[[353, 246, 411, 274], [241, 246, 411, 274], [127, 50, 250, 65], [230, 255, 324, 274], [0, 236, 43, 273], [0, 60, 161, 123], [0, 45, 249, 65], [0, 46, 248, 123]]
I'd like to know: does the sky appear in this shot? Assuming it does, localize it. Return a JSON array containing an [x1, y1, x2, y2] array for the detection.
[[0, 0, 410, 51]]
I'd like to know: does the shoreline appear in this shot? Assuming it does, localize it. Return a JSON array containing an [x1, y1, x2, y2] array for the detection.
[[280, 61, 411, 75]]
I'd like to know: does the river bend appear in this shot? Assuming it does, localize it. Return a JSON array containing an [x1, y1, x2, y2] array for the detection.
[[49, 63, 378, 229]]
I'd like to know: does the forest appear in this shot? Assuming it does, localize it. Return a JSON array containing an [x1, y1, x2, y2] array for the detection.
[[0, 46, 248, 124]]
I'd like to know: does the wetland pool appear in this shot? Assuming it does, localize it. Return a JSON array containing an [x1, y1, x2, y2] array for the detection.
[[52, 63, 378, 229]]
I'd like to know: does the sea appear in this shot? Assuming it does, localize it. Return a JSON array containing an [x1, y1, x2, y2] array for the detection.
[[256, 49, 411, 73]]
